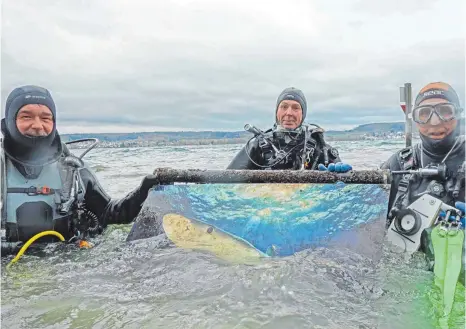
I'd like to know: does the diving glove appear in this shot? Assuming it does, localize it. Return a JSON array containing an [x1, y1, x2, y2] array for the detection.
[[455, 201, 465, 214], [438, 201, 465, 228], [318, 162, 353, 173], [139, 174, 161, 194], [100, 174, 162, 226], [123, 174, 162, 208]]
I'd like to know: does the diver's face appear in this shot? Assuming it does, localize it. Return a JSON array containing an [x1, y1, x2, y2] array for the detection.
[[276, 100, 303, 129], [16, 104, 54, 137], [416, 98, 458, 140]]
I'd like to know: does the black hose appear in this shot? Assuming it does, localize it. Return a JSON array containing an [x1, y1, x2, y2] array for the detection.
[[65, 138, 99, 159], [83, 208, 101, 235], [244, 135, 305, 169]]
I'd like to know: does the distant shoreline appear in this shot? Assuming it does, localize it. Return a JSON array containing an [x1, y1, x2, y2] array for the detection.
[[62, 121, 414, 148], [67, 135, 409, 149]]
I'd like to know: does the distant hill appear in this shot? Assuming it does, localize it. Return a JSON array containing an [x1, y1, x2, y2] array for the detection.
[[346, 122, 405, 133], [61, 119, 466, 147], [324, 121, 405, 136], [62, 122, 406, 142]]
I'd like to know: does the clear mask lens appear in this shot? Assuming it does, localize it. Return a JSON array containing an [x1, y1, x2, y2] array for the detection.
[[413, 103, 457, 124]]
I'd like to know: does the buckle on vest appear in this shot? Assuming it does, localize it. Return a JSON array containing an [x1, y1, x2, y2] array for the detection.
[[396, 174, 412, 192], [26, 186, 53, 196], [258, 138, 269, 149], [403, 158, 414, 170], [39, 186, 52, 195], [400, 149, 412, 160]]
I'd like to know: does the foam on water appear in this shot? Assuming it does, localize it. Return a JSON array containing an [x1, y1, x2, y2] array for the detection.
[[2, 141, 461, 329]]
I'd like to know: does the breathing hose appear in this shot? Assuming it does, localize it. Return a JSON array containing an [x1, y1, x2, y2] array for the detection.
[[6, 230, 65, 269]]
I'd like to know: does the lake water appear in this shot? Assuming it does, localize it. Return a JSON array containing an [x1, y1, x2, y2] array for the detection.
[[2, 140, 463, 329]]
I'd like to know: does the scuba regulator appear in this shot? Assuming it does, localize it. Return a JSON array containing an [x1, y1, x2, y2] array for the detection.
[[61, 138, 102, 242], [243, 123, 333, 170], [244, 124, 289, 167], [387, 162, 465, 253]]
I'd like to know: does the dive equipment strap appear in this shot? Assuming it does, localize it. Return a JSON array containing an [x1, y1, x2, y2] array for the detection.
[[452, 161, 465, 198], [7, 186, 59, 195], [387, 146, 418, 222], [1, 149, 7, 228], [300, 125, 308, 170], [398, 147, 416, 193]]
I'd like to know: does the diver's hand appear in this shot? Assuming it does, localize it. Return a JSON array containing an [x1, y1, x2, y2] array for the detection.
[[455, 201, 465, 228], [101, 174, 163, 226], [138, 174, 162, 196], [438, 201, 465, 228], [455, 201, 465, 214], [318, 162, 353, 173]]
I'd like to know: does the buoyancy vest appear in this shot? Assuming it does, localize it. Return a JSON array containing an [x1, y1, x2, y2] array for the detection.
[[1, 147, 84, 243]]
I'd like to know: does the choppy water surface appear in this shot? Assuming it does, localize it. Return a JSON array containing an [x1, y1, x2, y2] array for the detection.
[[2, 140, 463, 328]]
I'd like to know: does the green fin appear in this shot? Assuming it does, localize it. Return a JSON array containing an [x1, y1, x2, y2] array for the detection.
[[443, 229, 464, 317], [431, 226, 448, 289]]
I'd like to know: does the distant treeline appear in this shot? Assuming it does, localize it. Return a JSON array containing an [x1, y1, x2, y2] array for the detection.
[[61, 131, 249, 142], [62, 122, 407, 143]]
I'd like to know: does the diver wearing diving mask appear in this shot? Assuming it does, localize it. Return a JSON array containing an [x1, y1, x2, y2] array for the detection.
[[382, 82, 465, 225], [382, 82, 465, 281]]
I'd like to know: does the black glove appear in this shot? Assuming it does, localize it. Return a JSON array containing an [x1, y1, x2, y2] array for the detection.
[[139, 174, 161, 195], [100, 174, 161, 226]]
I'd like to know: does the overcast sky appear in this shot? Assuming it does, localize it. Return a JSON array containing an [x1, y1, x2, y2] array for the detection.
[[1, 0, 464, 133]]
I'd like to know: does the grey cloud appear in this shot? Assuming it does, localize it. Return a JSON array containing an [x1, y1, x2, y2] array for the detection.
[[2, 0, 464, 132]]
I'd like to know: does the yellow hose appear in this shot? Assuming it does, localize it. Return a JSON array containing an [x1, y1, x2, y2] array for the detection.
[[6, 230, 65, 269]]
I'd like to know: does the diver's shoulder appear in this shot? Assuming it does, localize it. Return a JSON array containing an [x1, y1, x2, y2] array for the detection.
[[304, 123, 325, 134], [380, 152, 400, 170], [262, 126, 274, 136], [381, 144, 419, 170], [60, 141, 70, 154], [59, 141, 93, 169]]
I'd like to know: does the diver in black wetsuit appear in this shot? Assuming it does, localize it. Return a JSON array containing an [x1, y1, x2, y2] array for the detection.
[[381, 82, 465, 280], [1, 85, 159, 254], [227, 87, 352, 172], [381, 82, 465, 226]]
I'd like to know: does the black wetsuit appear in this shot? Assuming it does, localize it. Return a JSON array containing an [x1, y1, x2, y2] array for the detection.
[[1, 135, 157, 255], [381, 129, 465, 281], [227, 124, 341, 170], [381, 133, 465, 223], [0, 85, 159, 255]]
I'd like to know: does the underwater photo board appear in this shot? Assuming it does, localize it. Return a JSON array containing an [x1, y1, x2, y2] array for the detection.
[[126, 169, 391, 261]]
